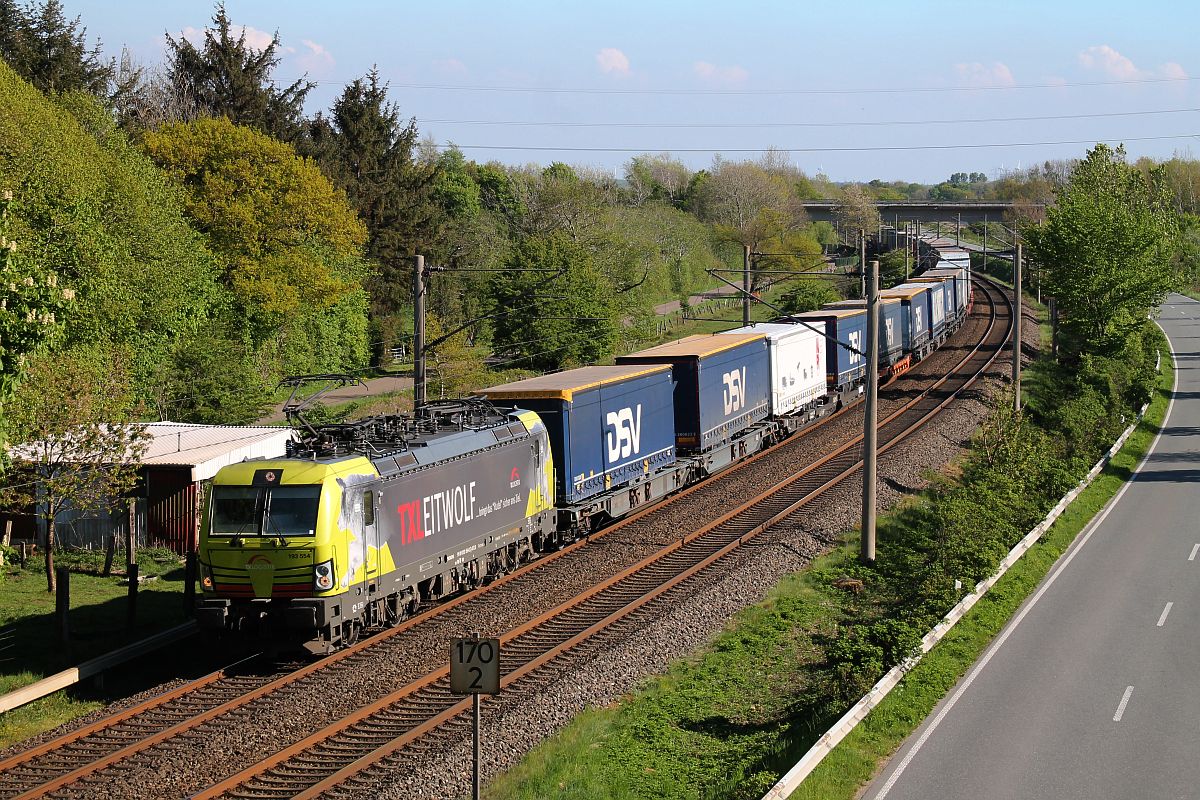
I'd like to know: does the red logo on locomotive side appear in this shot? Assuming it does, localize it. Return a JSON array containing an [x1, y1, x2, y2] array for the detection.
[[396, 500, 424, 544]]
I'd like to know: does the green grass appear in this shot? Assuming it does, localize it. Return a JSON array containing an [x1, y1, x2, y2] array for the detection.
[[0, 547, 197, 748], [486, 570, 837, 800], [485, 346, 1173, 800]]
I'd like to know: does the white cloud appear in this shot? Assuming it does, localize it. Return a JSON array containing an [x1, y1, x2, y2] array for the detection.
[[295, 39, 334, 73], [179, 26, 203, 46], [435, 58, 468, 76], [693, 61, 748, 85], [596, 47, 631, 76], [238, 25, 277, 53], [1078, 45, 1143, 80], [952, 61, 1015, 88], [1078, 45, 1189, 82], [1160, 61, 1189, 80], [177, 23, 282, 53]]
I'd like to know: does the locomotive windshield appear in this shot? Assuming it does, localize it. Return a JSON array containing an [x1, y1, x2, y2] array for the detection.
[[210, 485, 322, 537]]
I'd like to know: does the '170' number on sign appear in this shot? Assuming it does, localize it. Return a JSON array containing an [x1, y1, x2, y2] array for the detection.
[[451, 636, 501, 694]]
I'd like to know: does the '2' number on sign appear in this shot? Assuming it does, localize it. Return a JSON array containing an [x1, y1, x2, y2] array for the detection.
[[451, 636, 501, 695]]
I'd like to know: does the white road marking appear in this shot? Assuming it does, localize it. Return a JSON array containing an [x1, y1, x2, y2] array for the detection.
[[868, 329, 1180, 800], [1113, 686, 1134, 722], [1157, 602, 1174, 627], [1189, 543, 1198, 561]]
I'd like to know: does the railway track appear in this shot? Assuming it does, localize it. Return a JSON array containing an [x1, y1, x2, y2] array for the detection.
[[194, 277, 1013, 800], [0, 277, 1011, 800]]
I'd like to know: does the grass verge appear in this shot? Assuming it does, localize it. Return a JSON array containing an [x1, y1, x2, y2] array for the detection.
[[0, 548, 197, 748], [485, 342, 1172, 800]]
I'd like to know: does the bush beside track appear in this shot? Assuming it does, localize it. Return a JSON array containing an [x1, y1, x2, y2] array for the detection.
[[484, 317, 1167, 800]]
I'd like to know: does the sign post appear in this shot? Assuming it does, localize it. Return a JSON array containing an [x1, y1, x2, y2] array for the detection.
[[451, 634, 501, 800]]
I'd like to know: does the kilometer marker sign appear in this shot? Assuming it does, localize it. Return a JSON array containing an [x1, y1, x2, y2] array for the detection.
[[451, 636, 501, 695]]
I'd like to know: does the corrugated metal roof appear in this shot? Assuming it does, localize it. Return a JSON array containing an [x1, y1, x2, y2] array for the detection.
[[475, 364, 670, 402], [619, 332, 765, 360], [7, 422, 295, 483], [140, 423, 295, 481]]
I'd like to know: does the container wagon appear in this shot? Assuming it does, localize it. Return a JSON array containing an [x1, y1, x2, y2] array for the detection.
[[821, 297, 908, 377], [879, 283, 935, 359], [785, 307, 868, 402], [616, 333, 773, 475], [474, 364, 680, 537], [723, 321, 828, 422]]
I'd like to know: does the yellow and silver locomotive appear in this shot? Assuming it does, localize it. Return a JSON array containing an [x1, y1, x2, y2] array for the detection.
[[197, 400, 555, 652]]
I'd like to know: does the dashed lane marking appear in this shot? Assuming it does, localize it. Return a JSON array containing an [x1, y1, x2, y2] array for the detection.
[[1157, 602, 1174, 627], [1113, 686, 1134, 722]]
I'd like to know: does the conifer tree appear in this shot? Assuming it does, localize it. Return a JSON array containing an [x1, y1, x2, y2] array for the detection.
[[0, 0, 117, 97], [311, 68, 437, 316], [164, 2, 312, 142]]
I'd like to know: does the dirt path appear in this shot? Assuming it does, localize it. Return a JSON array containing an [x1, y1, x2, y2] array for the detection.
[[258, 375, 413, 423]]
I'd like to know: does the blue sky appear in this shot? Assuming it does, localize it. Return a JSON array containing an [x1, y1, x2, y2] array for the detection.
[[68, 0, 1199, 184]]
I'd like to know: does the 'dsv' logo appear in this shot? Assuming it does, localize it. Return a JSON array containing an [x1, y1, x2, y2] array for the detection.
[[605, 405, 642, 462]]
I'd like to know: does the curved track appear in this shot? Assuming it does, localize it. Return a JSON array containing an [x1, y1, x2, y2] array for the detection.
[[0, 277, 1011, 800]]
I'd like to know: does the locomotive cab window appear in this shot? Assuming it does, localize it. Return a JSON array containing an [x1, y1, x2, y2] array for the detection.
[[211, 484, 322, 537], [264, 486, 322, 536], [211, 487, 259, 535], [363, 490, 375, 526]]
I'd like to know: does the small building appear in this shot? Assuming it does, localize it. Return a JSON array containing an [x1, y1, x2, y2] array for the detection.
[[3, 423, 295, 554]]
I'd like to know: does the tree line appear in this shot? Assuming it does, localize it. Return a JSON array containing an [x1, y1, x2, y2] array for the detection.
[[0, 1, 1197, 593]]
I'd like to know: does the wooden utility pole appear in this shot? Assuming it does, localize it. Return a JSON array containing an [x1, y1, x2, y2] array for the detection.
[[861, 259, 879, 566], [413, 255, 427, 411], [743, 245, 752, 326], [1013, 243, 1023, 413], [125, 500, 136, 571]]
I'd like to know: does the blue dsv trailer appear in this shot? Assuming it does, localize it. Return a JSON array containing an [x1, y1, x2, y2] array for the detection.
[[474, 364, 676, 505], [616, 333, 770, 452]]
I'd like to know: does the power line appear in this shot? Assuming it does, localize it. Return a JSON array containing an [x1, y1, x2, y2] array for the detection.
[[382, 74, 1199, 96], [434, 133, 1199, 155], [420, 107, 1200, 130]]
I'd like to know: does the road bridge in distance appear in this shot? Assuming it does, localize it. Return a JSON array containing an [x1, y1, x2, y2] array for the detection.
[[802, 201, 1037, 225]]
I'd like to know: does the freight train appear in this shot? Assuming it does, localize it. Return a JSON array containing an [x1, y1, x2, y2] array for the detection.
[[196, 246, 973, 652]]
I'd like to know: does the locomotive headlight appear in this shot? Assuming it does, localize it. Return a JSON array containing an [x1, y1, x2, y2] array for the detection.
[[314, 559, 335, 591]]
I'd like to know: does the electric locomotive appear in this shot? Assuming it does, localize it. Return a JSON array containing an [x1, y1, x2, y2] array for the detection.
[[196, 400, 555, 652]]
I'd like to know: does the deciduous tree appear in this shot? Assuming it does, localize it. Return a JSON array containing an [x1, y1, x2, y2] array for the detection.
[[2, 348, 148, 592], [141, 117, 368, 326], [0, 189, 71, 434], [490, 233, 619, 371], [834, 184, 882, 242], [1027, 144, 1179, 352]]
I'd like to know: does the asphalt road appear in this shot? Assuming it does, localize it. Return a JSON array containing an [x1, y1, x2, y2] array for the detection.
[[863, 294, 1200, 800]]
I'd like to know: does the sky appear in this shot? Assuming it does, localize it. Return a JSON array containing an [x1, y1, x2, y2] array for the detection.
[[66, 0, 1200, 184]]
